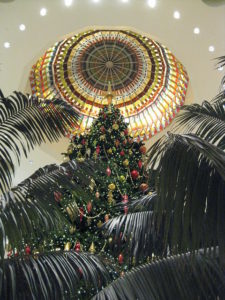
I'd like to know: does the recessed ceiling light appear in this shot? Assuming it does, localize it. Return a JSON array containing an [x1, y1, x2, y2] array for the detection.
[[40, 8, 47, 16], [173, 11, 180, 19], [208, 45, 215, 52], [19, 24, 26, 31], [193, 27, 200, 34], [4, 42, 10, 48], [121, 0, 129, 2], [64, 0, 73, 6], [218, 66, 223, 71], [147, 0, 156, 8], [92, 0, 100, 3]]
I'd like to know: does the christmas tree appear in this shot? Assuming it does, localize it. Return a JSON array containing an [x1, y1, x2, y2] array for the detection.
[[55, 88, 149, 263]]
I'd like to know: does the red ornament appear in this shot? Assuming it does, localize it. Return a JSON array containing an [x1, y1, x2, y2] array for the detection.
[[7, 250, 12, 258], [120, 150, 125, 156], [87, 201, 92, 213], [103, 113, 107, 120], [25, 246, 31, 255], [131, 170, 139, 180], [80, 207, 84, 222], [96, 145, 100, 155], [122, 195, 129, 214], [81, 139, 86, 145], [75, 241, 81, 252], [100, 126, 105, 133], [123, 139, 127, 145], [54, 191, 62, 202], [138, 160, 142, 169], [140, 146, 147, 154], [118, 253, 124, 264], [106, 166, 111, 177], [124, 129, 128, 135]]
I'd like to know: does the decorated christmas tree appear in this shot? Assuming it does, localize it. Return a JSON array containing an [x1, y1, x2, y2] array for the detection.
[[57, 87, 149, 261]]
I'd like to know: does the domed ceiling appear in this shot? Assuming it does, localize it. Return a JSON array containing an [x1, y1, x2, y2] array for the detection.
[[30, 29, 189, 140]]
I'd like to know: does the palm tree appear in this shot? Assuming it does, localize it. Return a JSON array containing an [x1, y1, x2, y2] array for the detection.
[[0, 57, 225, 299], [0, 90, 79, 194]]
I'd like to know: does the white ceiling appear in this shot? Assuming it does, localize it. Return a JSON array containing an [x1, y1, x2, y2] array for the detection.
[[0, 0, 224, 185]]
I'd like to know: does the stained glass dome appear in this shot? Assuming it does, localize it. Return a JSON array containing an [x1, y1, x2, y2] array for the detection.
[[30, 29, 189, 140]]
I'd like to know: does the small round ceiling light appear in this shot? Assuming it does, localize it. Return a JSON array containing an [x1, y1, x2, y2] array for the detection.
[[208, 45, 215, 52], [4, 42, 10, 48], [173, 11, 180, 19], [147, 0, 156, 8], [19, 24, 26, 31], [40, 8, 47, 16], [193, 27, 200, 34], [64, 0, 73, 6]]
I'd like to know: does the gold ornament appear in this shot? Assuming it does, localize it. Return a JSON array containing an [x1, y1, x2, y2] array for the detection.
[[76, 157, 85, 163], [64, 242, 71, 251], [89, 179, 96, 191], [112, 123, 119, 130], [100, 134, 106, 141], [89, 242, 96, 254], [97, 220, 103, 228], [120, 132, 125, 137], [108, 183, 116, 191], [87, 217, 92, 226], [108, 191, 114, 204], [108, 128, 112, 134], [129, 149, 133, 156], [108, 237, 113, 244], [66, 207, 75, 222], [33, 250, 40, 259], [119, 175, 126, 182], [69, 225, 76, 234], [107, 148, 113, 155], [67, 148, 73, 155], [123, 159, 129, 167]]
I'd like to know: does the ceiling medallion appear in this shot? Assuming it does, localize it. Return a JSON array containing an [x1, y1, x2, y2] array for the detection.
[[30, 29, 189, 140]]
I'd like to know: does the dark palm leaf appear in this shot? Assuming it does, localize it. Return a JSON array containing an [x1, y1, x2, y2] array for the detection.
[[1, 251, 111, 300], [216, 55, 225, 90], [93, 250, 225, 300], [103, 211, 162, 259], [0, 90, 79, 194], [0, 160, 96, 261], [128, 192, 157, 211], [147, 133, 225, 261], [175, 97, 225, 149], [102, 193, 160, 259]]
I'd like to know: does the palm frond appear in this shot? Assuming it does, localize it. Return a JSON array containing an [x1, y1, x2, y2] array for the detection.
[[0, 160, 97, 260], [129, 192, 157, 211], [175, 98, 225, 149], [216, 55, 225, 91], [93, 250, 225, 300], [147, 133, 225, 260], [0, 91, 79, 194], [1, 251, 111, 300], [103, 211, 164, 259]]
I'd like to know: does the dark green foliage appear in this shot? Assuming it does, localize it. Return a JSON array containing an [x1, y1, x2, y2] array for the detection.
[[1, 251, 111, 300], [93, 251, 225, 300], [0, 91, 79, 194]]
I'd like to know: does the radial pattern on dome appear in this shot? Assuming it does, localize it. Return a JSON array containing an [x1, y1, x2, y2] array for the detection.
[[30, 29, 189, 140]]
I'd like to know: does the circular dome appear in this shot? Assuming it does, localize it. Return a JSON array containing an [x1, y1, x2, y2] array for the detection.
[[30, 29, 189, 140]]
